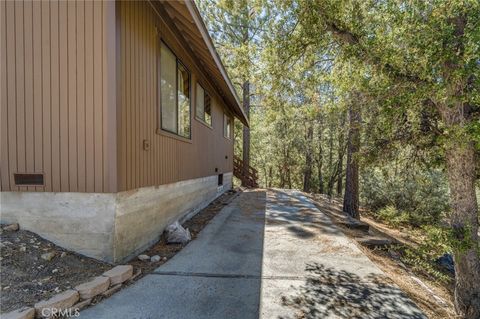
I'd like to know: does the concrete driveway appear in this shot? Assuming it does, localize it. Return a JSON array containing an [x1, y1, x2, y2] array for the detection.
[[80, 189, 426, 319]]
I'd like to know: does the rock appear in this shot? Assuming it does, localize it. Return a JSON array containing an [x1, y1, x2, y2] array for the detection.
[[3, 307, 35, 319], [342, 218, 369, 232], [60, 252, 67, 258], [102, 284, 122, 298], [137, 254, 150, 261], [19, 246, 26, 252], [3, 223, 19, 231], [150, 255, 161, 262], [357, 236, 392, 247], [34, 290, 79, 318], [74, 276, 110, 300], [162, 257, 167, 261], [52, 269, 59, 274], [102, 265, 133, 285], [436, 253, 455, 274], [165, 221, 191, 244], [41, 252, 56, 261]]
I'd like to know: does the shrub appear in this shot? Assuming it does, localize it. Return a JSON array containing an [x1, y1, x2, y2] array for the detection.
[[361, 166, 450, 227], [377, 206, 410, 227]]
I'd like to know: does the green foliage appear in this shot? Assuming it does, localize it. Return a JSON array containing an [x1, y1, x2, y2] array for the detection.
[[376, 206, 410, 227], [361, 159, 450, 227], [400, 225, 453, 283]]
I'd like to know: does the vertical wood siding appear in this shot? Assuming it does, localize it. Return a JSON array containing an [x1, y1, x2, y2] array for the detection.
[[0, 0, 113, 192], [117, 1, 234, 191]]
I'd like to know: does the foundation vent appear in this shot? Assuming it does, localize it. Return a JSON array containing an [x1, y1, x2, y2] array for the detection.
[[14, 173, 44, 186]]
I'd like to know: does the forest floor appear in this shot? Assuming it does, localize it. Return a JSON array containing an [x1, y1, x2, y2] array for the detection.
[[309, 194, 458, 319]]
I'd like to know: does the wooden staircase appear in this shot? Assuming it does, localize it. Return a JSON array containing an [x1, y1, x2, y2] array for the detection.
[[233, 155, 259, 188]]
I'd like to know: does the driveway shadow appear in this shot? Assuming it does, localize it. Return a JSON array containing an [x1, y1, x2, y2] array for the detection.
[[279, 263, 426, 319]]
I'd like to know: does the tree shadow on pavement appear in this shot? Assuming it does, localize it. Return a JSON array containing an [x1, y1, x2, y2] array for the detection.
[[267, 189, 343, 238], [279, 263, 426, 319]]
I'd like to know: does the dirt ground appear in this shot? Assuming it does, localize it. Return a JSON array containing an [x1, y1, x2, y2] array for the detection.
[[308, 194, 458, 319], [1, 188, 241, 314], [0, 229, 111, 313]]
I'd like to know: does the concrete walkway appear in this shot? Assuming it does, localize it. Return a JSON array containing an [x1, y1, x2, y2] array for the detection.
[[80, 189, 426, 319]]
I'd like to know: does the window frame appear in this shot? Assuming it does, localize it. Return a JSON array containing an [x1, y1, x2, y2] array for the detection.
[[157, 39, 192, 141], [195, 82, 213, 129], [223, 113, 232, 140]]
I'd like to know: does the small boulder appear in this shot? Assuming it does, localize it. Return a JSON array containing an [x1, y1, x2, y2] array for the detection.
[[3, 307, 35, 319], [137, 254, 150, 261], [74, 276, 110, 300], [436, 253, 455, 274], [41, 252, 56, 261], [3, 223, 19, 231], [34, 290, 79, 318], [102, 265, 133, 285], [165, 221, 191, 244], [150, 255, 161, 262], [19, 246, 27, 252]]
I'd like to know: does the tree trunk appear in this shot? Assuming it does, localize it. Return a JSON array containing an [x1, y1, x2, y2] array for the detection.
[[268, 166, 272, 188], [241, 80, 250, 186], [303, 125, 313, 192], [318, 158, 324, 194], [343, 102, 361, 219], [445, 141, 480, 318], [336, 112, 347, 196], [317, 117, 325, 194], [327, 124, 334, 197], [439, 101, 480, 318]]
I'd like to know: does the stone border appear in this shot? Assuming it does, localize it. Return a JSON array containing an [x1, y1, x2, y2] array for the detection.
[[2, 248, 136, 319]]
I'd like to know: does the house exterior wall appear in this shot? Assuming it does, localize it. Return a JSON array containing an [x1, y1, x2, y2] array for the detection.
[[0, 0, 236, 262], [116, 1, 234, 192], [0, 0, 117, 193], [0, 172, 233, 262]]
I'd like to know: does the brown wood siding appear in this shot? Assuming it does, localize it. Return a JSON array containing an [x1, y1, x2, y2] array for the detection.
[[117, 1, 234, 192], [0, 0, 116, 193]]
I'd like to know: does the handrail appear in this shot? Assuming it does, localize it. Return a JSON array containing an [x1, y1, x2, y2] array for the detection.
[[233, 155, 258, 187]]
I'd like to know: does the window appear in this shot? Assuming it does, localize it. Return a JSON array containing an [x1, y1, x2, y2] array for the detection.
[[224, 114, 232, 139], [196, 83, 212, 126], [159, 41, 191, 139]]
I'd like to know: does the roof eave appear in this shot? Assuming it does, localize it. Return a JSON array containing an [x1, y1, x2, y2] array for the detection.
[[184, 1, 250, 127]]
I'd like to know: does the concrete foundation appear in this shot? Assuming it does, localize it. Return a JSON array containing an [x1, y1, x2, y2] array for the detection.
[[0, 173, 233, 263]]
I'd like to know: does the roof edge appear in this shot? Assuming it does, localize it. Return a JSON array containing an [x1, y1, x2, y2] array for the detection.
[[184, 0, 249, 127]]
